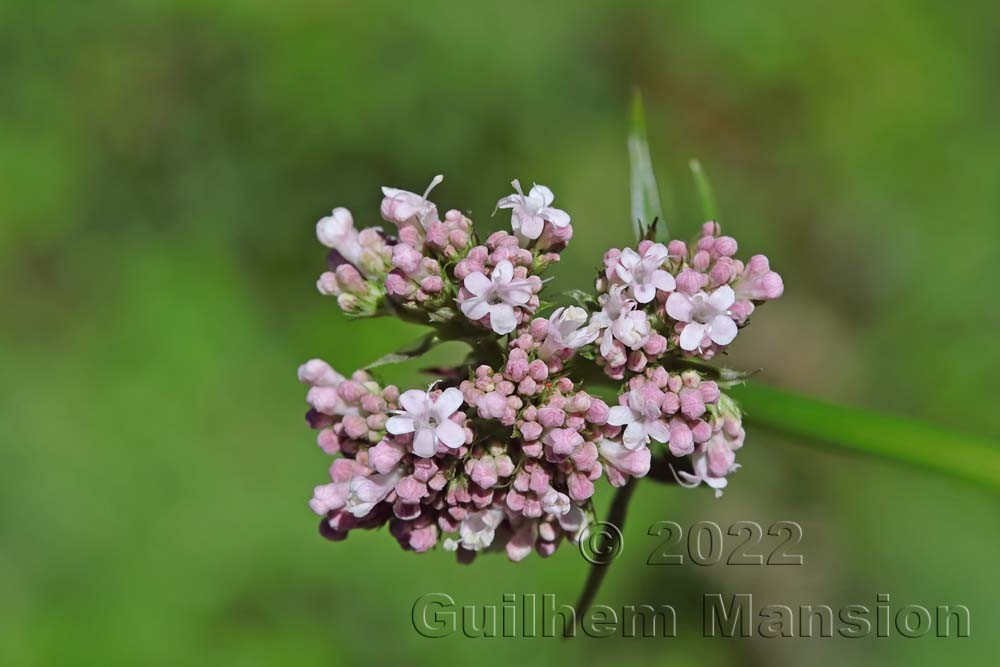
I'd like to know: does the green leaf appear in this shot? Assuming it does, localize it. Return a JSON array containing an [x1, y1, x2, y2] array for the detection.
[[628, 89, 664, 241], [689, 158, 718, 222], [363, 332, 441, 370], [729, 384, 1000, 491]]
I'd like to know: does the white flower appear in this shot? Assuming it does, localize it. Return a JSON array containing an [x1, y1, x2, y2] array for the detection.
[[459, 260, 534, 334], [607, 388, 670, 450], [665, 285, 738, 351], [495, 179, 570, 240], [316, 207, 362, 266], [590, 286, 650, 357], [443, 508, 505, 552], [675, 450, 739, 498], [538, 306, 599, 359], [385, 386, 466, 457], [343, 468, 403, 517], [380, 174, 443, 229], [614, 244, 676, 303]]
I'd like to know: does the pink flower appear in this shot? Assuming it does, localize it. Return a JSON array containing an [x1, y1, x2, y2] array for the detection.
[[380, 174, 443, 229], [385, 387, 466, 457], [495, 180, 570, 240], [538, 306, 598, 359], [666, 285, 738, 351], [598, 438, 651, 486], [613, 243, 676, 303], [735, 255, 784, 301], [607, 386, 670, 450], [459, 260, 534, 334]]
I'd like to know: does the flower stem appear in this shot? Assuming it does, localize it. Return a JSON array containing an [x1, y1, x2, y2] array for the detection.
[[571, 479, 638, 625]]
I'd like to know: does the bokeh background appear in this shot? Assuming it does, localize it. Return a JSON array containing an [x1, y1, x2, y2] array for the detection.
[[1, 1, 997, 665]]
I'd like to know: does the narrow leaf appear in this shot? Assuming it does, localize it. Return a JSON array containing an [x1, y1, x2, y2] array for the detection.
[[689, 158, 718, 222], [628, 89, 664, 241], [729, 384, 1000, 491], [364, 332, 441, 370]]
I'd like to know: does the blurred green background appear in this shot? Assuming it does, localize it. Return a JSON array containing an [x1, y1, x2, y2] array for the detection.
[[1, 1, 997, 665]]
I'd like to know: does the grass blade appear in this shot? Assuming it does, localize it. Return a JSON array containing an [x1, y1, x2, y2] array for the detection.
[[729, 383, 1000, 491], [689, 158, 718, 222], [628, 89, 664, 241]]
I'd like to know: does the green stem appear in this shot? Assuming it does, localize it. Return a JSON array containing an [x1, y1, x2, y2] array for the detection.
[[729, 383, 1000, 491]]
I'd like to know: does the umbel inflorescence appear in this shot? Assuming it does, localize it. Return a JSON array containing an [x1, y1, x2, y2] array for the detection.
[[300, 176, 782, 562]]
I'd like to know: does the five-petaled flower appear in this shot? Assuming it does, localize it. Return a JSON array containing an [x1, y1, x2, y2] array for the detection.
[[613, 243, 676, 303], [496, 180, 571, 240], [380, 174, 444, 229], [607, 386, 671, 450], [459, 260, 535, 334], [666, 285, 738, 351], [385, 386, 466, 457]]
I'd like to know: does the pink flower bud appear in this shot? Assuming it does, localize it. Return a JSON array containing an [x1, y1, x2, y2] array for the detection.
[[520, 421, 543, 441], [568, 472, 594, 501], [478, 391, 508, 420], [537, 407, 566, 429], [528, 360, 549, 382], [675, 268, 708, 295], [368, 439, 405, 474], [679, 388, 706, 419], [307, 386, 341, 415]]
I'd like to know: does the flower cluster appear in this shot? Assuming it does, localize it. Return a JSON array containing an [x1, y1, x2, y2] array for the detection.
[[298, 175, 782, 561]]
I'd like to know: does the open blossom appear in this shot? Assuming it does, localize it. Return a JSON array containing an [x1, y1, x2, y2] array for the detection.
[[316, 208, 361, 266], [613, 243, 676, 303], [459, 260, 535, 334], [607, 385, 670, 449], [496, 180, 570, 240], [590, 286, 650, 357], [380, 174, 444, 229], [666, 285, 738, 352], [385, 386, 465, 457], [537, 306, 599, 359]]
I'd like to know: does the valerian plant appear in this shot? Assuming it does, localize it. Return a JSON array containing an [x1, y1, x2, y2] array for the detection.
[[299, 130, 785, 562]]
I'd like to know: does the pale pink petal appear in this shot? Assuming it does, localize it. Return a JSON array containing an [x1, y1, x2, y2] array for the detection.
[[463, 272, 492, 296], [413, 429, 437, 457], [502, 279, 534, 305], [606, 405, 634, 426], [633, 283, 656, 304], [679, 322, 707, 351], [708, 315, 737, 346], [398, 390, 428, 414], [651, 270, 676, 292], [492, 260, 514, 284], [665, 292, 693, 322], [619, 248, 640, 269], [433, 387, 464, 419], [488, 303, 518, 335], [542, 207, 570, 227], [460, 295, 490, 320], [518, 214, 545, 239], [435, 419, 466, 448], [622, 421, 647, 450], [645, 419, 671, 443], [529, 184, 554, 206], [496, 195, 520, 210], [385, 415, 415, 435], [708, 285, 735, 311]]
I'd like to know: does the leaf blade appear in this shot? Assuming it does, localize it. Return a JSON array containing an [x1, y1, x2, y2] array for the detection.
[[628, 89, 664, 241], [729, 383, 1000, 491], [689, 158, 718, 222]]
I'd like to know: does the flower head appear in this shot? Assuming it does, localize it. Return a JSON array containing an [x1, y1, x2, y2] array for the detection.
[[496, 180, 570, 240], [385, 386, 466, 457]]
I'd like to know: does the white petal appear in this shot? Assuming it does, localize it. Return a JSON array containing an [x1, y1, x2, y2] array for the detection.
[[708, 315, 737, 346], [492, 260, 514, 284], [619, 248, 640, 269], [488, 303, 518, 335], [495, 195, 520, 210], [529, 184, 554, 206], [651, 270, 676, 292], [665, 292, 693, 322], [679, 322, 707, 351], [501, 279, 534, 305], [460, 295, 490, 320], [399, 389, 428, 415], [518, 214, 545, 239], [645, 243, 670, 264], [708, 285, 735, 311], [606, 405, 635, 427], [542, 207, 570, 227], [413, 429, 437, 457], [433, 387, 464, 419], [645, 419, 671, 443], [633, 283, 656, 303], [385, 415, 415, 435], [622, 421, 647, 450], [435, 419, 466, 448], [463, 272, 492, 297], [614, 264, 634, 284]]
